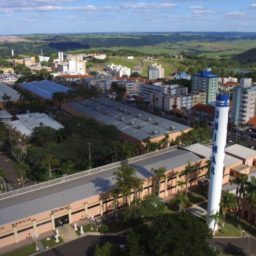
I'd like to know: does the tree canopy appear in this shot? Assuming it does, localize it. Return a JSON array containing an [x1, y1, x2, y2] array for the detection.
[[126, 213, 215, 256]]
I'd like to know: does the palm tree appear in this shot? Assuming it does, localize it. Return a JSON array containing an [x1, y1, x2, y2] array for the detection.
[[220, 192, 237, 227], [110, 188, 120, 216], [132, 178, 143, 204], [15, 161, 30, 187], [0, 167, 7, 192], [181, 162, 194, 197], [177, 179, 186, 192], [245, 176, 256, 204], [114, 163, 137, 206], [232, 174, 248, 199], [209, 211, 221, 235], [176, 192, 189, 212], [41, 154, 59, 180], [151, 167, 166, 197]]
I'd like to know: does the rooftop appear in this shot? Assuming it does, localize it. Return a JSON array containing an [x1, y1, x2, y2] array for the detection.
[[0, 110, 12, 120], [225, 144, 256, 160], [190, 103, 215, 116], [0, 147, 202, 226], [8, 113, 64, 136], [193, 70, 218, 79], [62, 98, 191, 142], [0, 83, 20, 102], [19, 80, 70, 100], [185, 143, 242, 167]]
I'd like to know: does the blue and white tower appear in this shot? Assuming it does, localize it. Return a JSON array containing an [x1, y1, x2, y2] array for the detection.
[[207, 94, 230, 231]]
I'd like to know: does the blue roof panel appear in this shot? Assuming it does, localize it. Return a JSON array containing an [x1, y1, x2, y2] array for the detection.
[[20, 80, 70, 100]]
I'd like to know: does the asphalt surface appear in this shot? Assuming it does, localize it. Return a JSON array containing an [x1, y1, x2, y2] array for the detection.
[[35, 234, 256, 256], [210, 237, 256, 256], [36, 235, 126, 256]]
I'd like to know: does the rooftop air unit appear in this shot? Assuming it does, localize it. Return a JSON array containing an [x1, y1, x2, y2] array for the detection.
[[151, 130, 158, 135]]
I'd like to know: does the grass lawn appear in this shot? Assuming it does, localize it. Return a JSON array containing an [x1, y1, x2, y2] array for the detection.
[[41, 236, 63, 249], [215, 222, 241, 237], [76, 223, 98, 235], [3, 244, 36, 256]]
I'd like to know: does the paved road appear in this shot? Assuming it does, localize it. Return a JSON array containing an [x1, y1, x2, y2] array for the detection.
[[210, 237, 256, 256], [36, 235, 126, 256]]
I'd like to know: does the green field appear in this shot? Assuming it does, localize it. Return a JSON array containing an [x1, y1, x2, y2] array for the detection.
[[71, 39, 256, 58]]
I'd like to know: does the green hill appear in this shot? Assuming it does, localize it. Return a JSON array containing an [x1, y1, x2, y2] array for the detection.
[[235, 48, 256, 64]]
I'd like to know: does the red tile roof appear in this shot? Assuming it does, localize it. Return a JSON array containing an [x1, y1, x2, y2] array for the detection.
[[248, 116, 256, 127], [191, 103, 214, 115]]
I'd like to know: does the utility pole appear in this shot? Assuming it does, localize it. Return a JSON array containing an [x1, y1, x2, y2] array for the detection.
[[88, 143, 92, 169]]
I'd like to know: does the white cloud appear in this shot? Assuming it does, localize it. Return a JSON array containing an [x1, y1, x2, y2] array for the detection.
[[121, 2, 176, 10], [251, 3, 256, 8], [189, 6, 204, 10], [189, 6, 215, 15], [225, 11, 245, 17]]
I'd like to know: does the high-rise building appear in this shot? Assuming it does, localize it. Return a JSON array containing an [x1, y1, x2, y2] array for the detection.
[[207, 94, 229, 232], [58, 52, 64, 63], [191, 68, 219, 103], [148, 63, 165, 80], [231, 78, 256, 126]]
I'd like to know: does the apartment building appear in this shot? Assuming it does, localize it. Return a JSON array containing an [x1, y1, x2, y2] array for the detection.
[[148, 63, 165, 80], [191, 69, 219, 103], [140, 83, 187, 100], [107, 64, 131, 78], [231, 78, 256, 126]]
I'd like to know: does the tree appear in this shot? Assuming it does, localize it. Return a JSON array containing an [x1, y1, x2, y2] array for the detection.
[[113, 163, 140, 206], [0, 167, 7, 192], [220, 192, 237, 227], [15, 161, 30, 187], [127, 232, 145, 256], [41, 153, 59, 180], [176, 191, 189, 212], [127, 213, 215, 256], [233, 174, 248, 199], [209, 211, 221, 235], [124, 195, 168, 222], [245, 176, 256, 204], [94, 242, 121, 256], [182, 162, 194, 197], [110, 188, 120, 215], [151, 167, 166, 197], [52, 92, 66, 110]]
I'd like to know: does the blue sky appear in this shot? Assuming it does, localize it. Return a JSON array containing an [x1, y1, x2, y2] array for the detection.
[[0, 0, 256, 34]]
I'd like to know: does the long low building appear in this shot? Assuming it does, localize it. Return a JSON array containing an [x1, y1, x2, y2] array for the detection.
[[1, 143, 256, 250], [19, 80, 70, 100], [8, 113, 64, 137], [62, 98, 192, 146]]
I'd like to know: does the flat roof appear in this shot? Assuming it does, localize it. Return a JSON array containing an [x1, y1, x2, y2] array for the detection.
[[225, 144, 256, 160], [185, 143, 242, 167], [0, 147, 202, 226], [19, 80, 70, 100], [62, 98, 191, 142], [0, 110, 12, 119], [8, 113, 64, 136], [0, 83, 20, 102]]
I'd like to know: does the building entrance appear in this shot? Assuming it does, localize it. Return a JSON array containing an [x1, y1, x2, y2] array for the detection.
[[55, 214, 69, 227]]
